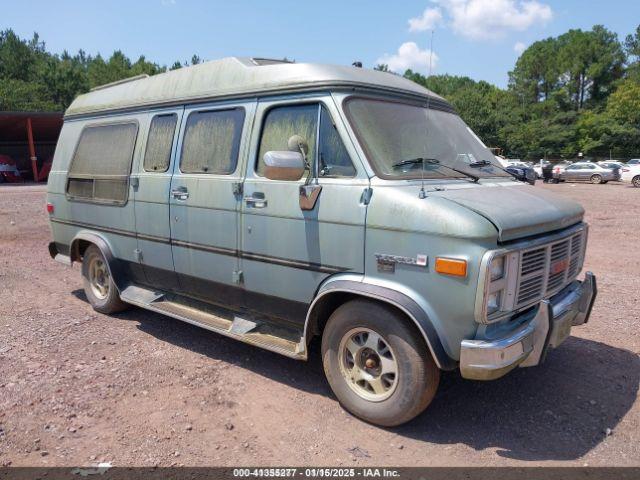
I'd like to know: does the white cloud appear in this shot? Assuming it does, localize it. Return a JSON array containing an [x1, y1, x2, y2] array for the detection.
[[432, 0, 553, 40], [514, 41, 527, 54], [376, 42, 438, 73], [408, 7, 443, 32]]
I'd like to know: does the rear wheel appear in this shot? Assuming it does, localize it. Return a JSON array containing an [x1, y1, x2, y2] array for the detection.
[[590, 174, 603, 184], [633, 175, 640, 188], [321, 299, 440, 427], [82, 245, 128, 314]]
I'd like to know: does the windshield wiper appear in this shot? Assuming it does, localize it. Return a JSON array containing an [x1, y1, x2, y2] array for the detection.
[[392, 157, 479, 182], [470, 159, 519, 180]]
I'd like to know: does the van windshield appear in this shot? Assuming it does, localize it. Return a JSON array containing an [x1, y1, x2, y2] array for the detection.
[[344, 98, 510, 180]]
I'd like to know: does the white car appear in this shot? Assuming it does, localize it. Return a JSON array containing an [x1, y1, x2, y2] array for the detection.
[[621, 165, 640, 187], [533, 161, 551, 178], [597, 161, 625, 169]]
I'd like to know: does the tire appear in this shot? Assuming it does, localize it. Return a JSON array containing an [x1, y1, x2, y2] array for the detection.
[[590, 174, 603, 184], [81, 245, 128, 314], [602, 180, 608, 184], [633, 175, 640, 188], [321, 299, 440, 427]]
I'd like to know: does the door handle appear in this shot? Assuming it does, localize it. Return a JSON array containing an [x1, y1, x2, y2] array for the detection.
[[244, 193, 267, 208], [171, 187, 189, 200]]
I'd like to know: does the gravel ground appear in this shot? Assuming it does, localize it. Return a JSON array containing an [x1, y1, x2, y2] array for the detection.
[[0, 181, 638, 467]]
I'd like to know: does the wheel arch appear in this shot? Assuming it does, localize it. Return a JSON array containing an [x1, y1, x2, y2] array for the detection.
[[70, 232, 128, 292], [304, 280, 457, 371]]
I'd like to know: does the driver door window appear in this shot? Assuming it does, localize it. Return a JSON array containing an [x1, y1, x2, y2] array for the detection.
[[255, 104, 355, 179]]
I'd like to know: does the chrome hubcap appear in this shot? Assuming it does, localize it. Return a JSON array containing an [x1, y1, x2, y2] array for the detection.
[[338, 328, 398, 402], [88, 256, 110, 300]]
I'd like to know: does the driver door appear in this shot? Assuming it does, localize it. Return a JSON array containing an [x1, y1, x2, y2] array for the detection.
[[239, 96, 368, 321]]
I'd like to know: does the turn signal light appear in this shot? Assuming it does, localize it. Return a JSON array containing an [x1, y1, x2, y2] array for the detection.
[[435, 257, 467, 277], [46, 203, 54, 214]]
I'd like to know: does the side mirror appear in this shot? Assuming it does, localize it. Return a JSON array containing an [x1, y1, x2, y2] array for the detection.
[[263, 151, 305, 181]]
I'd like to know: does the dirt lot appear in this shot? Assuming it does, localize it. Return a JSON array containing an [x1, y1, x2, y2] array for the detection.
[[0, 182, 638, 467]]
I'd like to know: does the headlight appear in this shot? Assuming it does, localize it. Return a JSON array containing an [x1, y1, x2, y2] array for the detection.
[[489, 255, 505, 281], [486, 290, 502, 315]]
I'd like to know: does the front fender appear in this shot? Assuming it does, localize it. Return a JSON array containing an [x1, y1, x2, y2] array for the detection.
[[304, 275, 457, 370]]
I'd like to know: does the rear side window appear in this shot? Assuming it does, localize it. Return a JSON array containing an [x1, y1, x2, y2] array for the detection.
[[67, 122, 138, 204], [144, 114, 177, 172], [180, 108, 244, 174]]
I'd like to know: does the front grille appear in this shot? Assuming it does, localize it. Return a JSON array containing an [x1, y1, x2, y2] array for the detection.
[[515, 229, 585, 308]]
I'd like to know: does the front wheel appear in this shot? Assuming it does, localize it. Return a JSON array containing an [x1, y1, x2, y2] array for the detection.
[[321, 299, 440, 427], [590, 174, 603, 184], [633, 175, 640, 188], [81, 245, 128, 314]]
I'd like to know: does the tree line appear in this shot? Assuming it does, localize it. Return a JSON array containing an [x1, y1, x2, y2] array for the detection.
[[0, 29, 202, 112], [2, 25, 639, 160], [386, 25, 640, 160]]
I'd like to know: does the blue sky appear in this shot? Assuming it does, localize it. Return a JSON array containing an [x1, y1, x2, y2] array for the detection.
[[1, 0, 639, 87]]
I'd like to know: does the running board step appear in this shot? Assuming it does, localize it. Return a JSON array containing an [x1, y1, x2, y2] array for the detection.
[[119, 285, 306, 359], [120, 285, 165, 304]]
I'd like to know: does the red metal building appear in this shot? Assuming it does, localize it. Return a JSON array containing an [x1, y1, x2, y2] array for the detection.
[[0, 111, 63, 182]]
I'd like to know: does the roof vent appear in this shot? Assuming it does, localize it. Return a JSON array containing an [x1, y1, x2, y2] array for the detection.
[[250, 58, 294, 66], [90, 74, 150, 92]]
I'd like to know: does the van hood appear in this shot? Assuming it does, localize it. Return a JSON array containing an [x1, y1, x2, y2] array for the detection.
[[432, 183, 584, 242]]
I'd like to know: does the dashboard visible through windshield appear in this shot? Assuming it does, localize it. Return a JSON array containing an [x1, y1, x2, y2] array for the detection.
[[344, 97, 510, 180]]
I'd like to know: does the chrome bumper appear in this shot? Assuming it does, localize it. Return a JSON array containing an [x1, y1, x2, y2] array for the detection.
[[460, 272, 597, 380]]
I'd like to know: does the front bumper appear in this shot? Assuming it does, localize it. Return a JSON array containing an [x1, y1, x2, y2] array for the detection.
[[460, 271, 597, 380]]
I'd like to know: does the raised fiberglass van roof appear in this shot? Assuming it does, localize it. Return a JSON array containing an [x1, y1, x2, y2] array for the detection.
[[65, 57, 445, 118]]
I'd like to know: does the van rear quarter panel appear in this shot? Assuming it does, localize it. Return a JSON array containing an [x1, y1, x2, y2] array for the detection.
[[47, 113, 148, 265]]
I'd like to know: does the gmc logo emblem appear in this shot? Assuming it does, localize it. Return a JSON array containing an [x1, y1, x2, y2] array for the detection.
[[551, 259, 569, 274]]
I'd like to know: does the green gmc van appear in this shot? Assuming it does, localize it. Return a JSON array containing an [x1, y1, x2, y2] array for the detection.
[[47, 57, 597, 426]]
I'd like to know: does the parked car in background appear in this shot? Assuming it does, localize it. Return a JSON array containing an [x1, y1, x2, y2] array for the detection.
[[598, 161, 625, 179], [505, 163, 536, 185], [552, 161, 573, 181], [560, 162, 618, 184], [0, 155, 23, 183], [533, 161, 551, 179], [621, 165, 640, 187], [626, 159, 640, 166]]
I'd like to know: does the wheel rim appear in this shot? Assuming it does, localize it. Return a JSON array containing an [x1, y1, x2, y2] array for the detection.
[[591, 175, 601, 184], [88, 255, 110, 300], [633, 176, 640, 187], [338, 327, 398, 402]]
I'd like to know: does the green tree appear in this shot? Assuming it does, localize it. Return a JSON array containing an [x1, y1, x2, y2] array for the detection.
[[624, 25, 640, 78], [509, 38, 558, 103], [0, 78, 58, 110]]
